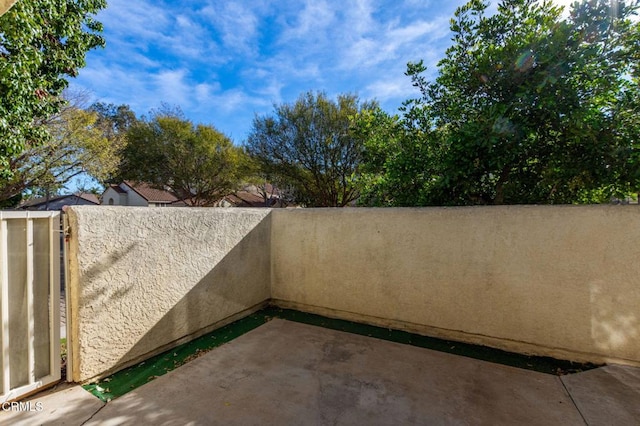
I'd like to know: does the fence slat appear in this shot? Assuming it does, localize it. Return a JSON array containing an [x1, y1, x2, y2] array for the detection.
[[26, 216, 35, 383], [1, 218, 10, 395], [49, 215, 60, 383]]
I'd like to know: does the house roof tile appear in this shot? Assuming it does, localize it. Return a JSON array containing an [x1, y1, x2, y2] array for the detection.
[[108, 184, 127, 194], [123, 181, 178, 203], [19, 192, 100, 208], [223, 191, 273, 207]]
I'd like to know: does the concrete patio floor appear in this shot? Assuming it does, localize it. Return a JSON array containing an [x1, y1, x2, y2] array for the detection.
[[4, 319, 640, 425]]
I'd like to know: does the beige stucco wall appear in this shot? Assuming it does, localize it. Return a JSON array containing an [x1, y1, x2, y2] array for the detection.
[[66, 206, 272, 381], [270, 206, 640, 366], [67, 205, 640, 381], [0, 0, 18, 16]]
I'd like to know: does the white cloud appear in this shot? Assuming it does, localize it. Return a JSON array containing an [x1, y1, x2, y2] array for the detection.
[[194, 82, 220, 104], [97, 0, 172, 43], [344, 0, 376, 34], [201, 2, 260, 55], [153, 70, 191, 107], [341, 15, 450, 71], [72, 0, 474, 138], [279, 0, 335, 42], [365, 78, 418, 103], [98, 0, 223, 66]]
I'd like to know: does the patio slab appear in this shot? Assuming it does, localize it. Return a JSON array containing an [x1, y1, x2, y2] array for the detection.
[[562, 364, 640, 426], [85, 319, 585, 425], [5, 318, 639, 425], [1, 383, 105, 426]]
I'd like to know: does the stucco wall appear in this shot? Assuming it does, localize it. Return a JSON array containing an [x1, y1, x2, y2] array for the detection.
[[0, 0, 18, 16], [67, 205, 640, 381], [66, 206, 271, 381], [270, 206, 640, 366]]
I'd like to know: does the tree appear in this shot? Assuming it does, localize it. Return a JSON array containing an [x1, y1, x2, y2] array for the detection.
[[361, 0, 640, 206], [118, 113, 249, 206], [246, 92, 377, 207], [90, 102, 138, 141], [89, 102, 138, 183], [355, 106, 439, 206], [0, 91, 124, 203], [0, 0, 106, 180]]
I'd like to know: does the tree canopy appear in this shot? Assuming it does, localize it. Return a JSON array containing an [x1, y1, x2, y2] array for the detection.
[[0, 91, 127, 204], [0, 0, 105, 180], [117, 112, 249, 206], [90, 102, 138, 141], [246, 92, 377, 207], [359, 0, 640, 206]]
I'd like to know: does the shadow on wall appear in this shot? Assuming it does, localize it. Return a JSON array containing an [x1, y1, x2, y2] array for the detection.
[[111, 216, 271, 377], [71, 241, 140, 380], [80, 242, 139, 305], [590, 281, 639, 363]]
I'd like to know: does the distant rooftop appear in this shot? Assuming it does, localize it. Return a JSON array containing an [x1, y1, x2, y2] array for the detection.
[[122, 181, 179, 203], [19, 192, 100, 209]]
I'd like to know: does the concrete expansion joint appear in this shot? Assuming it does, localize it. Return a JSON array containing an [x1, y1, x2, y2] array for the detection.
[[559, 377, 590, 425]]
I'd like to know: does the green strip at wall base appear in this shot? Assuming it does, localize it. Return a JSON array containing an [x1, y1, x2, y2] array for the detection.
[[83, 311, 273, 402], [84, 307, 599, 402]]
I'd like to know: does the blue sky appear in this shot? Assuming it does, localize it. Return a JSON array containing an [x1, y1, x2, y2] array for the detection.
[[69, 0, 574, 144]]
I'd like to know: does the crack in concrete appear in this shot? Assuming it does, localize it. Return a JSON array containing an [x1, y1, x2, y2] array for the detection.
[[80, 400, 107, 426]]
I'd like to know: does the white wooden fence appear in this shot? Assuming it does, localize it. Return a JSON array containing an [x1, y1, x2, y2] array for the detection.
[[0, 211, 61, 402]]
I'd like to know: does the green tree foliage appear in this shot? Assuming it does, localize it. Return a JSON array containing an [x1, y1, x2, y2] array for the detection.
[[89, 102, 138, 183], [246, 92, 377, 207], [354, 107, 438, 206], [90, 102, 138, 140], [0, 91, 125, 204], [0, 0, 106, 180], [119, 112, 249, 206], [360, 0, 640, 206]]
